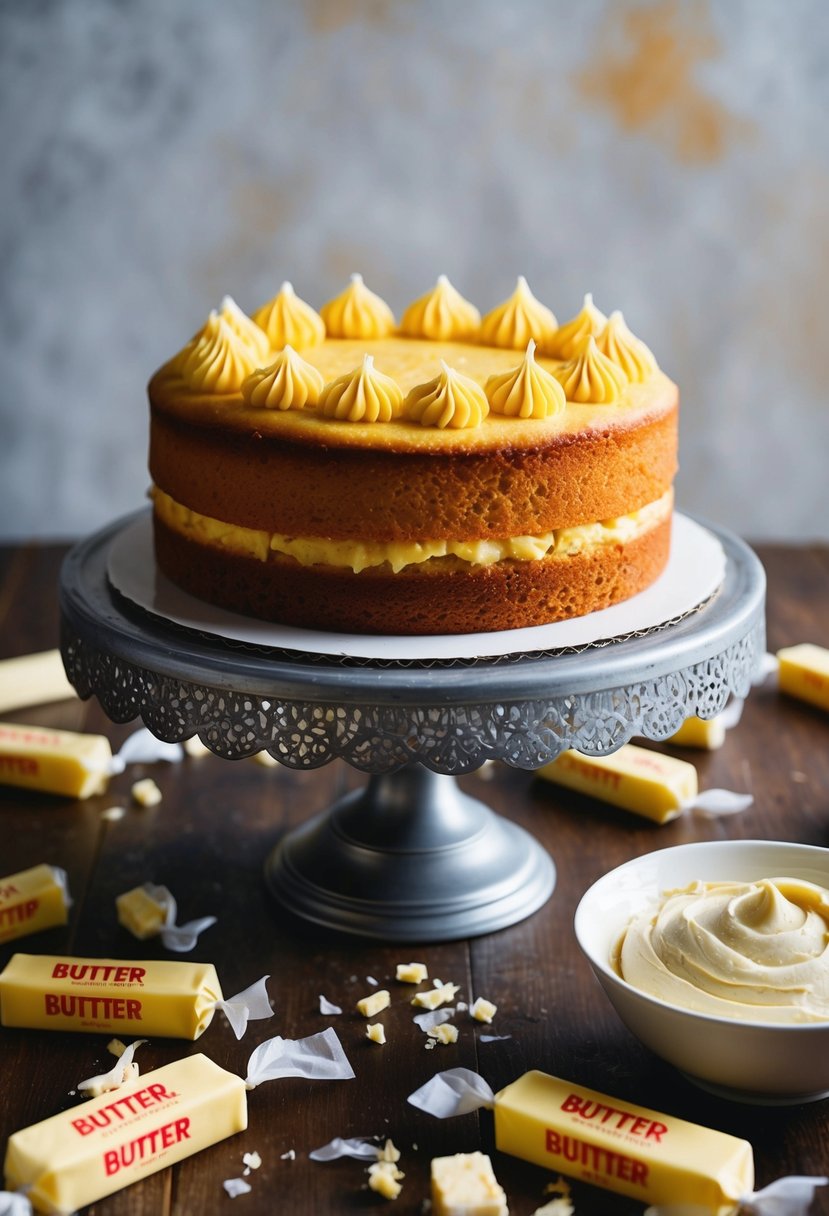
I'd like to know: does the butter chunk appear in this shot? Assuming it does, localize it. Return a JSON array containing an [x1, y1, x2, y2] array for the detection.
[[367, 1023, 386, 1045], [538, 745, 697, 824], [396, 962, 428, 984], [427, 1023, 458, 1045], [470, 998, 497, 1024], [0, 722, 113, 799], [778, 643, 829, 712], [412, 983, 460, 1010], [494, 1070, 753, 1209], [0, 864, 70, 945], [0, 648, 75, 713], [356, 989, 390, 1017], [116, 886, 167, 940], [368, 1159, 404, 1200], [431, 1151, 508, 1216], [4, 1054, 247, 1214], [131, 778, 162, 807], [666, 716, 727, 750]]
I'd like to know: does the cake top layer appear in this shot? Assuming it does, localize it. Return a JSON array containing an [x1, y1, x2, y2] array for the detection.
[[150, 277, 677, 454]]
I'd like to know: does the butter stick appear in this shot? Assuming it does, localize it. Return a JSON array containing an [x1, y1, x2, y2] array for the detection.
[[777, 643, 829, 713], [0, 649, 75, 714], [494, 1071, 752, 1214], [0, 865, 70, 945], [0, 722, 114, 799], [0, 954, 223, 1040], [666, 715, 727, 750], [538, 745, 697, 824], [4, 1053, 247, 1215]]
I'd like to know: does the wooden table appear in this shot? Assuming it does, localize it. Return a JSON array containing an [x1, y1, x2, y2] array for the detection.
[[1, 542, 828, 1216]]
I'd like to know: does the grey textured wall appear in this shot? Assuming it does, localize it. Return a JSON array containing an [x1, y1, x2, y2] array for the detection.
[[2, 0, 827, 540]]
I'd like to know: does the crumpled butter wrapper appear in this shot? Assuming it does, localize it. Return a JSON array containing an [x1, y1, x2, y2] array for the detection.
[[245, 1026, 355, 1088]]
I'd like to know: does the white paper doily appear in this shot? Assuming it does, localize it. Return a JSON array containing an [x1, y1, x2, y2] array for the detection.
[[106, 512, 725, 662]]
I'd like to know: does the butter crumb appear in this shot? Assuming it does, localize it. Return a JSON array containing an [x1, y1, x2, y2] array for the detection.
[[367, 1023, 387, 1045], [280, 1149, 296, 1161], [368, 1159, 404, 1200], [357, 989, 390, 1017], [131, 778, 162, 807], [101, 805, 125, 821], [396, 962, 428, 984], [412, 984, 459, 1010], [426, 1023, 458, 1045], [242, 1151, 262, 1174], [378, 1139, 401, 1163], [107, 1039, 127, 1058], [470, 997, 498, 1023], [532, 1200, 574, 1216]]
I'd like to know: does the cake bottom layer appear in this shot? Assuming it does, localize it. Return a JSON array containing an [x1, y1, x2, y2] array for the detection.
[[153, 514, 672, 636]]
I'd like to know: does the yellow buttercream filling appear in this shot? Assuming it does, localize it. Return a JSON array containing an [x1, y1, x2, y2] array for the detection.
[[153, 489, 671, 575]]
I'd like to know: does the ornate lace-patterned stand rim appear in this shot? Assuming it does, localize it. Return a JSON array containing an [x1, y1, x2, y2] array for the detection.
[[59, 514, 765, 941]]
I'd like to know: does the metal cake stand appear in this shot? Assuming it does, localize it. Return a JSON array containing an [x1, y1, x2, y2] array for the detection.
[[59, 513, 765, 942]]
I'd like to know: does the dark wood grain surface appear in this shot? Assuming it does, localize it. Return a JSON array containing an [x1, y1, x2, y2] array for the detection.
[[1, 542, 828, 1216]]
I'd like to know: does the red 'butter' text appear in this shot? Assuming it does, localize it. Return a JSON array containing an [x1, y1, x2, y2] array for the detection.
[[560, 1094, 668, 1141], [52, 963, 146, 983], [45, 993, 142, 1021], [0, 900, 38, 926], [103, 1118, 191, 1174], [545, 1130, 648, 1186], [0, 756, 38, 776], [72, 1084, 178, 1136]]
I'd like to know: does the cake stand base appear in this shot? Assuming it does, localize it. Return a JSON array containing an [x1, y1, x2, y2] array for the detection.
[[264, 763, 555, 941]]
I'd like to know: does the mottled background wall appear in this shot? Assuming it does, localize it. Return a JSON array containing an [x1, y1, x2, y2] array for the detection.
[[2, 0, 827, 540]]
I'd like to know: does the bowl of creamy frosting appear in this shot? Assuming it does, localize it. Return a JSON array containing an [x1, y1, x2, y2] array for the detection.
[[574, 840, 829, 1102]]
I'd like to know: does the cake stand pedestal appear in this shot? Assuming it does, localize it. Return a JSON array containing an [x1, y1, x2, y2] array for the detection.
[[59, 513, 765, 941]]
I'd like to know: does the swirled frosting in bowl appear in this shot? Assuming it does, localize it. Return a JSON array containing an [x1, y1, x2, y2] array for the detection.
[[615, 878, 829, 1024]]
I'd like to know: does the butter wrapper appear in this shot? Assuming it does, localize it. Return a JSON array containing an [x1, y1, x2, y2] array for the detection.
[[0, 954, 272, 1041], [494, 1072, 752, 1214], [0, 723, 114, 799], [778, 644, 829, 713], [0, 866, 70, 945], [3, 1027, 355, 1214], [409, 1068, 826, 1216], [538, 746, 752, 824], [4, 1053, 247, 1215]]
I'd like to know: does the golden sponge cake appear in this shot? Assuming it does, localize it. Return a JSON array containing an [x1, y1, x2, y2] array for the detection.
[[148, 278, 677, 636]]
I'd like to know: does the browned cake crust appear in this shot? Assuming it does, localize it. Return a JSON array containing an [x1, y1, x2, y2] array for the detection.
[[153, 513, 672, 636], [149, 400, 677, 541]]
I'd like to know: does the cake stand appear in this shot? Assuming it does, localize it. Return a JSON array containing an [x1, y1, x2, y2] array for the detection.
[[59, 512, 765, 941]]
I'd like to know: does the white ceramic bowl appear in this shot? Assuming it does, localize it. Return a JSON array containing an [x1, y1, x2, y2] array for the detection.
[[574, 839, 829, 1103]]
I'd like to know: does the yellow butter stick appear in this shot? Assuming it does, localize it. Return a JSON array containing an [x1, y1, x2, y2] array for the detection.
[[0, 954, 225, 1039], [665, 715, 726, 750], [494, 1072, 752, 1215], [0, 649, 75, 714], [0, 865, 70, 945], [777, 643, 829, 713], [538, 745, 697, 824], [4, 1053, 247, 1215], [0, 722, 114, 798]]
